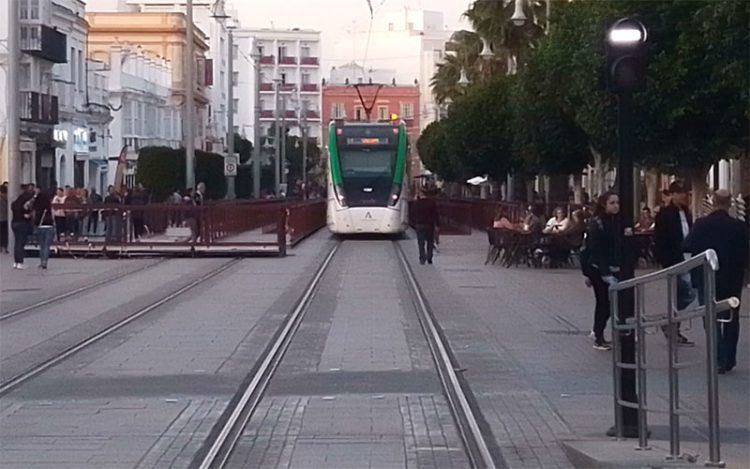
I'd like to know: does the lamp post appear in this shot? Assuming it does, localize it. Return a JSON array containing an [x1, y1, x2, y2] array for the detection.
[[185, 0, 196, 190], [606, 17, 648, 439], [6, 0, 20, 254], [251, 48, 262, 199], [211, 0, 235, 199], [273, 77, 281, 197]]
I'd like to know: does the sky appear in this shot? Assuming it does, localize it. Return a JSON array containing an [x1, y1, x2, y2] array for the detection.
[[232, 0, 471, 68]]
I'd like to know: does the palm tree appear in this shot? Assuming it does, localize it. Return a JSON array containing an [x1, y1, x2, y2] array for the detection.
[[430, 0, 554, 104]]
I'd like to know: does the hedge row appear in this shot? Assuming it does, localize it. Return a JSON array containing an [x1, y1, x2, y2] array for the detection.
[[136, 146, 227, 201]]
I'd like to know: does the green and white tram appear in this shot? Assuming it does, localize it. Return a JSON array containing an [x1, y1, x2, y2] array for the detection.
[[326, 119, 409, 234]]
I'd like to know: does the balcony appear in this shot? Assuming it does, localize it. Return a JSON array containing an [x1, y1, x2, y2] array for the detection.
[[259, 83, 274, 92], [304, 110, 320, 120], [278, 56, 296, 65], [301, 84, 319, 93], [260, 110, 274, 119], [20, 91, 59, 125], [20, 25, 67, 63], [283, 110, 296, 119], [259, 55, 275, 65], [300, 57, 319, 66], [279, 84, 296, 92]]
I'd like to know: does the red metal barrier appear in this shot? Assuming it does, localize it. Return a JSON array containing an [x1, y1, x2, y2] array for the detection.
[[286, 200, 327, 246], [43, 199, 325, 257]]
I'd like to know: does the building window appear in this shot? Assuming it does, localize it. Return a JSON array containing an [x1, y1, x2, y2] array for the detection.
[[407, 22, 414, 31], [434, 49, 443, 61], [19, 64, 31, 89], [257, 45, 264, 56], [400, 102, 413, 119], [259, 99, 265, 110], [70, 47, 76, 84], [301, 72, 310, 84], [280, 73, 287, 85], [233, 126, 240, 135], [232, 44, 239, 60], [301, 45, 310, 58], [233, 98, 239, 113], [377, 105, 388, 121], [388, 23, 394, 31], [354, 106, 364, 121], [332, 103, 345, 119], [78, 50, 83, 91], [29, 0, 39, 19], [232, 71, 239, 86], [278, 45, 287, 59]]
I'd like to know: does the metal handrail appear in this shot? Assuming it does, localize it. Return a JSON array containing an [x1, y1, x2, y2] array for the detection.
[[608, 249, 739, 467]]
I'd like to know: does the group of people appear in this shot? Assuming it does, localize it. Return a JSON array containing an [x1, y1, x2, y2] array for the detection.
[[581, 182, 747, 375]]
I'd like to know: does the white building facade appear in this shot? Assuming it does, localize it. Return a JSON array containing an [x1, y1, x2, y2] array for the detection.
[[235, 28, 322, 147], [86, 0, 240, 154], [102, 45, 180, 188], [0, 0, 70, 188], [49, 0, 112, 193]]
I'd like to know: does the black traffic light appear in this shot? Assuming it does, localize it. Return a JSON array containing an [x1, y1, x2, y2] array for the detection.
[[606, 18, 648, 93]]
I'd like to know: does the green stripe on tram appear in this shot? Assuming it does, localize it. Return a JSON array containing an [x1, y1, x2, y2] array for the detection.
[[392, 124, 406, 186], [328, 124, 343, 186]]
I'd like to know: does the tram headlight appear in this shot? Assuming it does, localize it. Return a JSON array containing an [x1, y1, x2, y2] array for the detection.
[[388, 184, 402, 207], [334, 184, 347, 208]]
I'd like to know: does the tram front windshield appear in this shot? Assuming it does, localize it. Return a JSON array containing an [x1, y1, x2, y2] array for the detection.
[[339, 148, 396, 206]]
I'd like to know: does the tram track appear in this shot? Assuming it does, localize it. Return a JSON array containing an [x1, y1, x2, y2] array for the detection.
[[191, 240, 497, 469], [0, 258, 169, 321], [0, 258, 241, 397]]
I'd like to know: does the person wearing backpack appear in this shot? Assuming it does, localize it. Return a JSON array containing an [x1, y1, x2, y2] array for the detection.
[[581, 192, 626, 351]]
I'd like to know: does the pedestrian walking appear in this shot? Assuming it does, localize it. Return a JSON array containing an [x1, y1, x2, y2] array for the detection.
[[128, 184, 147, 240], [188, 182, 206, 243], [684, 190, 749, 374], [33, 188, 55, 269], [10, 189, 34, 269], [1, 182, 9, 253], [654, 181, 695, 346], [412, 188, 439, 265], [581, 192, 627, 351]]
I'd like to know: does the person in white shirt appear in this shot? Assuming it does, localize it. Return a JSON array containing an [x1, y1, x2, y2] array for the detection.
[[543, 206, 571, 234], [51, 188, 66, 241]]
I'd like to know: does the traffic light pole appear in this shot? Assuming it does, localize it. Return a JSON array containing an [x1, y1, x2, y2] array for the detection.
[[615, 91, 640, 433]]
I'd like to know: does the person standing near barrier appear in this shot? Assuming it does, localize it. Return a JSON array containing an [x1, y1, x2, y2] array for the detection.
[[1, 182, 9, 254], [654, 181, 695, 346], [189, 182, 205, 244], [10, 189, 34, 269], [87, 188, 102, 235], [581, 192, 625, 351], [33, 188, 55, 269], [684, 189, 749, 374], [412, 188, 439, 265]]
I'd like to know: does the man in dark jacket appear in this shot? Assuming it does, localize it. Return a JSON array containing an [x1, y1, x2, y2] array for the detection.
[[684, 190, 749, 373], [412, 188, 439, 265], [653, 181, 695, 346]]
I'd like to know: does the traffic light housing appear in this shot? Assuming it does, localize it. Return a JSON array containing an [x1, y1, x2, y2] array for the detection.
[[606, 18, 648, 93]]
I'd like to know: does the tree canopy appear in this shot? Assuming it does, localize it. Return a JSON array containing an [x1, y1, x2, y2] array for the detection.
[[421, 0, 749, 188]]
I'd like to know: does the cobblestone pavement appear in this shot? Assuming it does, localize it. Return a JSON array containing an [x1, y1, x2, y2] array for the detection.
[[400, 231, 749, 468], [0, 231, 336, 468], [226, 240, 470, 468], [0, 254, 161, 314]]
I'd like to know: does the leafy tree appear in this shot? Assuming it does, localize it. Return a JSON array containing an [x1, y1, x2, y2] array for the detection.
[[417, 121, 459, 182], [233, 134, 253, 164]]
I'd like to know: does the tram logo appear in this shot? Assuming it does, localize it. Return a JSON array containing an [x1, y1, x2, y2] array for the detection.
[[365, 212, 373, 219]]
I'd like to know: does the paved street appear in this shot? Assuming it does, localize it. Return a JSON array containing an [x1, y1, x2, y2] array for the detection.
[[0, 230, 748, 468]]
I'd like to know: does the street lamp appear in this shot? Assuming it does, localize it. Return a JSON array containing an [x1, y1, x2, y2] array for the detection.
[[605, 17, 648, 440], [511, 0, 528, 27], [457, 68, 470, 86]]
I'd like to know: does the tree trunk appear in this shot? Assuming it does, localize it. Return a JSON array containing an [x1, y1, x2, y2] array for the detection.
[[573, 173, 583, 204], [688, 167, 710, 218], [589, 144, 605, 197], [645, 169, 659, 210]]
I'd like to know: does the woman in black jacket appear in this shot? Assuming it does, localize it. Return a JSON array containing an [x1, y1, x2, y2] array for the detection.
[[582, 192, 625, 350], [10, 190, 34, 269]]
